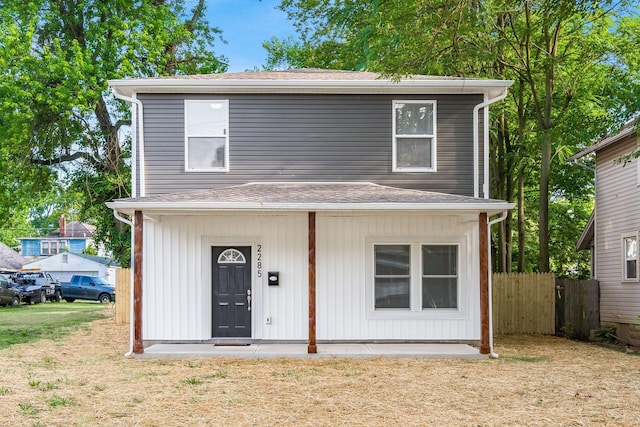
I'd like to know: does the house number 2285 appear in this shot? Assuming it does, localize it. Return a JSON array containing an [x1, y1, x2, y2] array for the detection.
[[256, 244, 262, 278]]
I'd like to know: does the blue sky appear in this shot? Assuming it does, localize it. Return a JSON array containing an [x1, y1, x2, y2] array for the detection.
[[205, 0, 297, 72]]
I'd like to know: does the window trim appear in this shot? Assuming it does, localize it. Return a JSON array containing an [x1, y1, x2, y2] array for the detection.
[[41, 240, 67, 256], [184, 99, 230, 172], [392, 100, 437, 173], [366, 236, 468, 320], [622, 233, 639, 282]]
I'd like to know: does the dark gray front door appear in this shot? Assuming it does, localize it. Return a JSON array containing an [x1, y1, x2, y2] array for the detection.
[[212, 246, 252, 338]]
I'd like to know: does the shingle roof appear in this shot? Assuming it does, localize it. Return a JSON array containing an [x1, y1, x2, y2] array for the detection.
[[0, 242, 29, 271], [46, 221, 95, 238], [107, 183, 513, 214], [109, 68, 513, 98], [149, 69, 471, 81]]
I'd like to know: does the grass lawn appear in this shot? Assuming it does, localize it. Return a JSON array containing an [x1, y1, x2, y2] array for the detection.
[[1, 311, 640, 425], [0, 302, 108, 349]]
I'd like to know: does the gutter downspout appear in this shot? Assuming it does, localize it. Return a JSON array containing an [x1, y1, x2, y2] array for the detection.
[[488, 210, 509, 358], [111, 90, 145, 197], [473, 89, 509, 198], [112, 210, 135, 357]]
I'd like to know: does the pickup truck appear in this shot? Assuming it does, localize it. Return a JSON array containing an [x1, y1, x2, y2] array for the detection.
[[61, 275, 115, 303], [13, 269, 62, 304]]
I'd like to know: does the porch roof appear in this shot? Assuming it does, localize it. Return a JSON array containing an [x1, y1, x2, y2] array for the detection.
[[107, 182, 514, 215]]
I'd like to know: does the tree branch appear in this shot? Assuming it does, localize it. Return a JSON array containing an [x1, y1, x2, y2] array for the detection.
[[30, 150, 100, 166]]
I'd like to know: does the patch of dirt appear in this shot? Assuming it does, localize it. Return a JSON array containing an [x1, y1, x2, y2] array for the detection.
[[2, 307, 640, 426]]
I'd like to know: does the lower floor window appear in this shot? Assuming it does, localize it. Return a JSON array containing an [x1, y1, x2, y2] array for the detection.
[[422, 245, 458, 308], [374, 245, 410, 308], [374, 243, 459, 310]]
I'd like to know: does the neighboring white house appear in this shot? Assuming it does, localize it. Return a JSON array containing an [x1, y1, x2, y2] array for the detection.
[[22, 252, 120, 286]]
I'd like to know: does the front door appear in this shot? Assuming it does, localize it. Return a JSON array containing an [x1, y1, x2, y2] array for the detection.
[[212, 246, 252, 338]]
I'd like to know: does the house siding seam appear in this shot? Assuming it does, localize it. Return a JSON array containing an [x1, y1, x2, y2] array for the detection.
[[596, 135, 640, 324], [137, 93, 484, 197]]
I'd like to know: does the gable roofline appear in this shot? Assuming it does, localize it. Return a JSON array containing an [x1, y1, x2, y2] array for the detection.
[[569, 119, 638, 161], [109, 69, 513, 99], [576, 211, 595, 251]]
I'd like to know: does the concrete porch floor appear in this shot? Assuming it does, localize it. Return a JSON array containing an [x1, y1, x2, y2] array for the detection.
[[137, 343, 485, 359]]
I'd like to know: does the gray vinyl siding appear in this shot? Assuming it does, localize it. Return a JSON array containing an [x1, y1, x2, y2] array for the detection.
[[595, 134, 640, 324], [138, 93, 485, 196]]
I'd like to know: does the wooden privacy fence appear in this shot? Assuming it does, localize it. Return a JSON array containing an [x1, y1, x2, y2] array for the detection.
[[114, 270, 584, 337], [115, 268, 131, 325], [555, 279, 599, 340], [492, 273, 556, 335]]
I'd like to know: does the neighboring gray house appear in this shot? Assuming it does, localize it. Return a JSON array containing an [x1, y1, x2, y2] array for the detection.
[[570, 120, 640, 345], [107, 69, 513, 354], [0, 241, 29, 272]]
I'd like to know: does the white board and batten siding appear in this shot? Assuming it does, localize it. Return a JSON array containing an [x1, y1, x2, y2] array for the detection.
[[142, 212, 481, 342], [596, 134, 640, 325]]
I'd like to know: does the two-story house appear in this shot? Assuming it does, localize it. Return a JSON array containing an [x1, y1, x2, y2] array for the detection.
[[107, 69, 513, 355], [20, 215, 96, 258], [570, 120, 640, 345]]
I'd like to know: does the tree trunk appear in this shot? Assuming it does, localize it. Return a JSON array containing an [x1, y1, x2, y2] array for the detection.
[[538, 135, 551, 272], [517, 167, 525, 272]]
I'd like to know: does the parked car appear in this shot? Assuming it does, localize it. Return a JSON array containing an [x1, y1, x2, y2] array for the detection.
[[13, 268, 62, 304], [0, 273, 20, 307], [61, 275, 115, 303]]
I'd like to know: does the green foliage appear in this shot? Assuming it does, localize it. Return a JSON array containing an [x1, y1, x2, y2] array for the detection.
[[0, 303, 107, 349], [0, 0, 227, 267], [591, 324, 618, 343], [272, 0, 640, 274]]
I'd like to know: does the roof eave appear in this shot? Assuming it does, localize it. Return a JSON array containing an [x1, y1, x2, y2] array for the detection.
[[569, 125, 637, 161], [108, 78, 513, 98], [107, 201, 515, 215], [575, 211, 595, 251]]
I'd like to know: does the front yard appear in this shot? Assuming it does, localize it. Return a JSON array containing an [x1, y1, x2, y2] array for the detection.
[[1, 305, 639, 426]]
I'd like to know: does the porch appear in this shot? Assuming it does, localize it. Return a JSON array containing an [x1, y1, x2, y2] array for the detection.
[[136, 342, 485, 359]]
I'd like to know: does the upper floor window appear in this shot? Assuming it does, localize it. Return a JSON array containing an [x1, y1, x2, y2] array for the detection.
[[623, 234, 638, 281], [41, 240, 66, 255], [392, 100, 437, 172], [184, 100, 229, 172]]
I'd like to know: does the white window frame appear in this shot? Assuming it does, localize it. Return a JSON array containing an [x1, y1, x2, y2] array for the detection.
[[184, 99, 230, 172], [366, 236, 468, 320], [421, 244, 459, 309], [622, 233, 639, 282], [392, 100, 437, 172], [41, 240, 66, 256]]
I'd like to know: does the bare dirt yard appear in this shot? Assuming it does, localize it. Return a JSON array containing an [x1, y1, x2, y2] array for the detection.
[[2, 306, 639, 426]]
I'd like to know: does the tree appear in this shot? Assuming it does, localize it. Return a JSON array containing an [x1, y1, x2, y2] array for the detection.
[[0, 0, 227, 266], [270, 0, 640, 273]]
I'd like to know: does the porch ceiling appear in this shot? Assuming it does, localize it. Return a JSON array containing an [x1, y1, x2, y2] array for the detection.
[[107, 182, 514, 215]]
